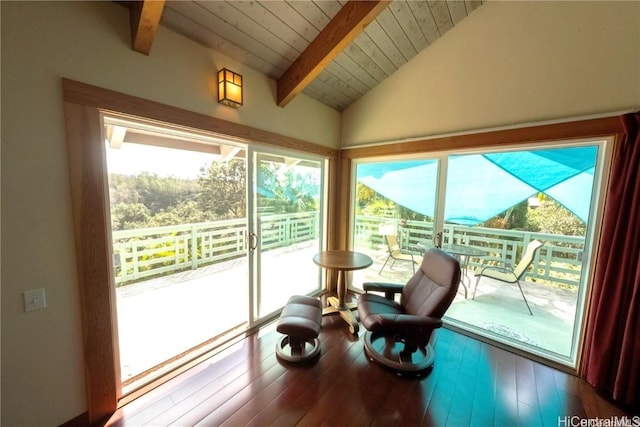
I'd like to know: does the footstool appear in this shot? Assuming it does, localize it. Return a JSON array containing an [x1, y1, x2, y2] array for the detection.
[[275, 295, 322, 363]]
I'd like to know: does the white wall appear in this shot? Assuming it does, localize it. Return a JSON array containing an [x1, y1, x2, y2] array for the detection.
[[342, 1, 640, 147], [0, 2, 339, 425]]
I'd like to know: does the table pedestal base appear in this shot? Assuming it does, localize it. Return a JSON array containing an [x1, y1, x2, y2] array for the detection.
[[313, 251, 372, 336], [322, 296, 359, 334]]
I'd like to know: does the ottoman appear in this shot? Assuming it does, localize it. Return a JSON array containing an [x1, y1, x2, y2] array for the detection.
[[275, 295, 322, 363]]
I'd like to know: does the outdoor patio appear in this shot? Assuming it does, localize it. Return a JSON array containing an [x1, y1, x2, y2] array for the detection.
[[116, 244, 579, 385]]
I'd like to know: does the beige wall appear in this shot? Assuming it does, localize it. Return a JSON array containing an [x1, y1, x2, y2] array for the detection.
[[0, 1, 339, 425], [342, 1, 640, 147]]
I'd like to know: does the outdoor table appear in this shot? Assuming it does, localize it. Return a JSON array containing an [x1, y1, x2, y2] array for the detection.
[[313, 250, 373, 334], [417, 242, 488, 298]]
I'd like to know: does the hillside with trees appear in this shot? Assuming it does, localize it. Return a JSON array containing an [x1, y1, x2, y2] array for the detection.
[[356, 182, 586, 237], [109, 159, 320, 231]]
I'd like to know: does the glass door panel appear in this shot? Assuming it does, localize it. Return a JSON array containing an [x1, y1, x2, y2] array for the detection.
[[350, 144, 602, 367], [352, 158, 443, 289], [441, 146, 599, 364], [104, 117, 250, 389], [251, 151, 324, 321]]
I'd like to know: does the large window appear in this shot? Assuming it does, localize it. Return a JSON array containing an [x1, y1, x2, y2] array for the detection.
[[351, 141, 609, 367]]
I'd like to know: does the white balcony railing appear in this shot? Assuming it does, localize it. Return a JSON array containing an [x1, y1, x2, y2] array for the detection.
[[112, 213, 585, 288]]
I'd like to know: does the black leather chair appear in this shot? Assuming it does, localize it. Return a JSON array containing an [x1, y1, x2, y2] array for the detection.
[[357, 248, 460, 375]]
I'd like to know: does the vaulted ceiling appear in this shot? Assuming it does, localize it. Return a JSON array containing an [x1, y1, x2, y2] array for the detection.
[[127, 1, 485, 111]]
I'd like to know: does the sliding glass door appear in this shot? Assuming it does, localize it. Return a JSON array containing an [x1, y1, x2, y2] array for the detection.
[[103, 115, 326, 393], [351, 142, 605, 367], [440, 146, 599, 363], [104, 116, 252, 389], [352, 157, 445, 288], [249, 150, 325, 321]]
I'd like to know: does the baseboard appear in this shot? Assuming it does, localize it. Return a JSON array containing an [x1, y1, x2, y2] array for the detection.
[[59, 412, 89, 427]]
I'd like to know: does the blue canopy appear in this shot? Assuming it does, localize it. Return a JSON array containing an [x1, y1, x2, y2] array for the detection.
[[357, 146, 597, 225]]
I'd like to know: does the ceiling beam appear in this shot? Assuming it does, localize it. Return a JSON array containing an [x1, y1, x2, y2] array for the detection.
[[105, 125, 127, 149], [130, 0, 166, 55], [277, 0, 391, 108]]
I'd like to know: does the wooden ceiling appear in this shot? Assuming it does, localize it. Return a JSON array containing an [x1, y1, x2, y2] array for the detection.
[[128, 0, 485, 111]]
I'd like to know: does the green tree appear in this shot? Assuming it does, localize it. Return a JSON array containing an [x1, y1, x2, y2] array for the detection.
[[150, 200, 215, 226], [528, 199, 585, 236], [197, 159, 246, 219], [256, 162, 320, 214], [111, 203, 151, 230], [279, 168, 319, 213], [134, 173, 198, 215], [109, 174, 140, 205], [356, 182, 377, 214], [487, 200, 529, 230]]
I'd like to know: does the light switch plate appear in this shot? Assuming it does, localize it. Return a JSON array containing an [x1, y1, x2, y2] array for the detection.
[[23, 288, 47, 312]]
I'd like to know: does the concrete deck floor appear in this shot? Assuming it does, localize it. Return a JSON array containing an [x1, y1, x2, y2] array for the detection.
[[116, 245, 580, 383]]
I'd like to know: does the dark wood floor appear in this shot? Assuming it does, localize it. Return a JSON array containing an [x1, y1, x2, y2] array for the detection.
[[107, 314, 629, 426]]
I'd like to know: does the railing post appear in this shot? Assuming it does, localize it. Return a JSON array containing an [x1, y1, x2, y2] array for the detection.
[[285, 215, 291, 246], [542, 243, 552, 281], [132, 243, 139, 281], [191, 225, 198, 270], [175, 235, 180, 268]]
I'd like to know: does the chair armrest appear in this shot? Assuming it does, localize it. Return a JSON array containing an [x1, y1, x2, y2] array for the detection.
[[377, 313, 443, 329], [404, 245, 423, 255], [481, 259, 511, 268], [476, 264, 518, 282], [478, 264, 513, 275], [363, 282, 404, 300], [363, 282, 404, 292]]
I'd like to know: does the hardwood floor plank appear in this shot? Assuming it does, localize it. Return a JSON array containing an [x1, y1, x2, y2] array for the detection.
[[194, 364, 290, 426], [423, 330, 474, 426], [246, 316, 366, 426], [516, 357, 544, 426], [365, 370, 417, 426], [108, 324, 632, 427], [446, 336, 485, 426], [294, 335, 369, 425], [218, 321, 357, 427], [262, 345, 358, 425], [491, 344, 519, 426], [157, 342, 283, 425], [182, 352, 285, 426], [346, 362, 397, 425], [533, 361, 566, 427], [313, 351, 375, 425], [551, 369, 591, 418], [469, 343, 496, 426]]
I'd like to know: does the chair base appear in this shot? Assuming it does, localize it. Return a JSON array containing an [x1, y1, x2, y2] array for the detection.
[[363, 330, 435, 376], [276, 336, 321, 363]]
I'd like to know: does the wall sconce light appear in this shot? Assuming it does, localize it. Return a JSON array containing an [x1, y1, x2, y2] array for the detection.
[[218, 68, 243, 108]]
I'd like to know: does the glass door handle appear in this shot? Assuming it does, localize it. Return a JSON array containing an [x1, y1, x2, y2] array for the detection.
[[433, 232, 442, 248], [249, 232, 258, 251]]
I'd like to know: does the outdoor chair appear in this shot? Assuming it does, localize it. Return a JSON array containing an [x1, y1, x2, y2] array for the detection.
[[472, 240, 544, 315], [379, 234, 422, 275], [358, 248, 460, 375]]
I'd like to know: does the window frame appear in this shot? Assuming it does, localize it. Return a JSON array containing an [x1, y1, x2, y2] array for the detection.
[[339, 117, 624, 372]]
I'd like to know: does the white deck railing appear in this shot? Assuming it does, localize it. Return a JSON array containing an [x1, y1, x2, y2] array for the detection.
[[112, 212, 319, 285], [356, 216, 585, 288], [112, 213, 584, 288]]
